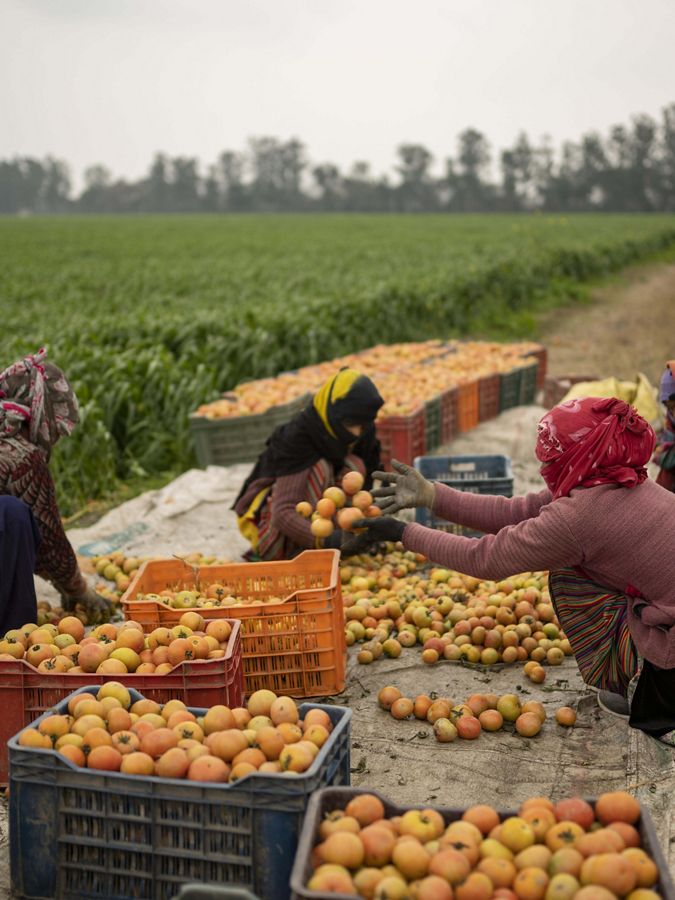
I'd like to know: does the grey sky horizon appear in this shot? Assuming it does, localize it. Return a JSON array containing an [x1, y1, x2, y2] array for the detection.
[[1, 0, 674, 192]]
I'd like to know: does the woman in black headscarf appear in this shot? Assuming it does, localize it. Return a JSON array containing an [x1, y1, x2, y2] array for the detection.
[[233, 368, 383, 560]]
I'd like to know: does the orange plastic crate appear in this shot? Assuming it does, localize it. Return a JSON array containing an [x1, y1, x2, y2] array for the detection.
[[456, 380, 480, 433], [0, 619, 242, 786], [122, 550, 344, 699]]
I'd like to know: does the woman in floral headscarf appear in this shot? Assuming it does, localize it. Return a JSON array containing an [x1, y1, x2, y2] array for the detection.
[[0, 348, 110, 629], [350, 397, 675, 744]]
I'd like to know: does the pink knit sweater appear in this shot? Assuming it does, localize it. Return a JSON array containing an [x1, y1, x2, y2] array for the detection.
[[403, 480, 675, 668]]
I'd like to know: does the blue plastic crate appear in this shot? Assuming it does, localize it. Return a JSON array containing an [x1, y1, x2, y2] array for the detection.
[[413, 454, 513, 537], [9, 687, 351, 900]]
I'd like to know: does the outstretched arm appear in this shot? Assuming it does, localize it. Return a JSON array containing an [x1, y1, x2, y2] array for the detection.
[[372, 459, 551, 534], [401, 503, 581, 581], [431, 484, 552, 534]]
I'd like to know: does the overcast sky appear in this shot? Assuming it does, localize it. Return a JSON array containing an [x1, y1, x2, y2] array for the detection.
[[1, 0, 674, 191]]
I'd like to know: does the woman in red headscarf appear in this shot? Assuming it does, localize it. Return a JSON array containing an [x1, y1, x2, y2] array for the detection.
[[350, 397, 675, 743]]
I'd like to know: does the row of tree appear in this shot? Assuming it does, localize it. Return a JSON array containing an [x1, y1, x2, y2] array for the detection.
[[2, 104, 674, 214]]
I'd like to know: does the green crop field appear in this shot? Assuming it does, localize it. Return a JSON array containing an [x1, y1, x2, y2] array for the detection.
[[1, 213, 675, 515]]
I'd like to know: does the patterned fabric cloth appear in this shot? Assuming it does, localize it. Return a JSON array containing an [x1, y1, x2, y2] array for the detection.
[[549, 567, 638, 697], [0, 434, 86, 598], [550, 569, 675, 747], [659, 360, 675, 403], [536, 397, 655, 499], [654, 363, 675, 493], [654, 427, 675, 493], [0, 348, 79, 457]]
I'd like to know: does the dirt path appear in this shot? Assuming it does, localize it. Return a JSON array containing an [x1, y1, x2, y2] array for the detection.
[[538, 261, 675, 386]]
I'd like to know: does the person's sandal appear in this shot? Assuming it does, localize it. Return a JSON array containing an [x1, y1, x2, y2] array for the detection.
[[597, 690, 630, 719]]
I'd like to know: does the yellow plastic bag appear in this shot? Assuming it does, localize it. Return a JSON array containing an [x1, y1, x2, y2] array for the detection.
[[562, 372, 660, 424]]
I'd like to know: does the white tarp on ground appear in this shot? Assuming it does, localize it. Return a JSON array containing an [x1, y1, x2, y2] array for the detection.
[[69, 463, 254, 560]]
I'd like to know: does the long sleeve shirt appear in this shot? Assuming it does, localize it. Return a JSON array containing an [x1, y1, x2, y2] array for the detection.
[[269, 469, 322, 549], [403, 479, 675, 668], [0, 435, 86, 598]]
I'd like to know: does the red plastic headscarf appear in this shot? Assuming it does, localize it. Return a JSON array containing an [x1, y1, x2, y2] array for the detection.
[[536, 397, 655, 500]]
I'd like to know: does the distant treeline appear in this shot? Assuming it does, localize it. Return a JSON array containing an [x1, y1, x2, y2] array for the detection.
[[2, 103, 675, 214]]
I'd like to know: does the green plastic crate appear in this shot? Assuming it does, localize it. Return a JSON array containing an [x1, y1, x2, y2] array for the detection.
[[189, 393, 311, 466], [424, 395, 443, 452], [519, 361, 539, 405], [499, 368, 523, 410]]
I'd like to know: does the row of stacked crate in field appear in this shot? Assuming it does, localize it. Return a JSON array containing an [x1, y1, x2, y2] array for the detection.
[[189, 340, 547, 468]]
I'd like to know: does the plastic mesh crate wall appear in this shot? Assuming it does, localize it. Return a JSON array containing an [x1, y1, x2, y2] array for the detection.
[[376, 408, 425, 468], [413, 454, 513, 537], [440, 388, 458, 444], [456, 381, 479, 433], [478, 374, 500, 422], [423, 396, 442, 452], [9, 687, 351, 900], [519, 361, 539, 405], [290, 787, 675, 900], [121, 552, 344, 698], [189, 393, 311, 467], [499, 368, 522, 410], [524, 345, 548, 389]]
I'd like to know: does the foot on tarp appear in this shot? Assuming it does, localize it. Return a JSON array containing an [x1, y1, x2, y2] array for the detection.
[[597, 690, 630, 719]]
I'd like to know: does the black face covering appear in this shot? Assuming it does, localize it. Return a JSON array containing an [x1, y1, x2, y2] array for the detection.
[[233, 372, 384, 510]]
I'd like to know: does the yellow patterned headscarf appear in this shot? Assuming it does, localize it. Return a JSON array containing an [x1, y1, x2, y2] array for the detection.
[[313, 369, 363, 438]]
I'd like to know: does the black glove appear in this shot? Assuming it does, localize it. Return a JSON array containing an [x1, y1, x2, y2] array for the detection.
[[340, 517, 406, 556], [322, 528, 346, 550], [64, 585, 112, 624]]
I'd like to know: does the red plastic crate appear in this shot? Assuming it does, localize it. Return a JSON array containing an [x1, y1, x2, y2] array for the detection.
[[544, 372, 598, 410], [456, 380, 480, 433], [122, 551, 345, 699], [376, 408, 426, 468], [440, 387, 458, 444], [528, 344, 548, 389], [478, 373, 501, 422], [0, 619, 242, 786]]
